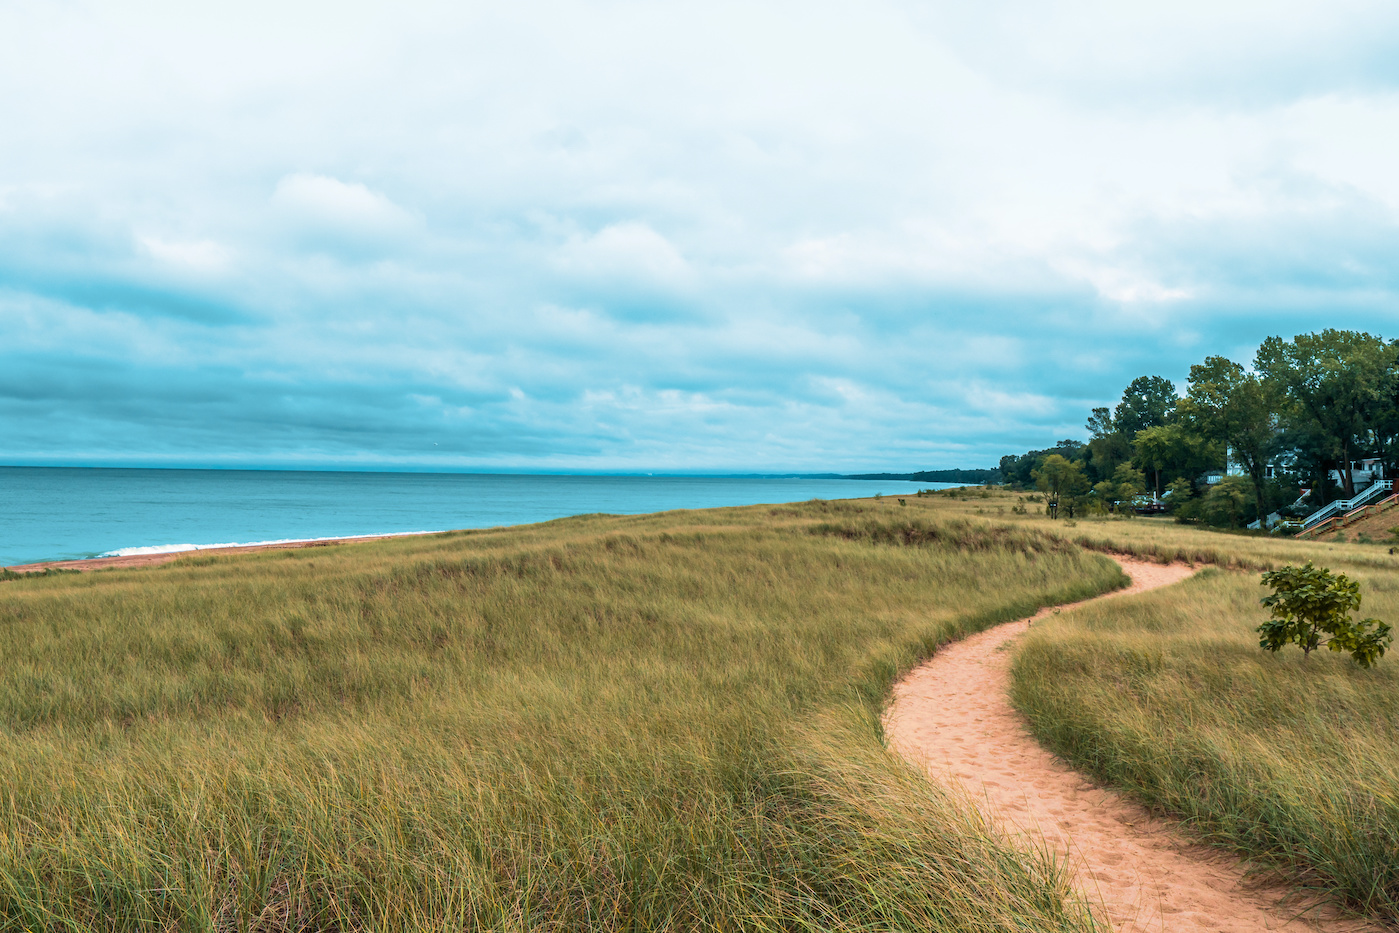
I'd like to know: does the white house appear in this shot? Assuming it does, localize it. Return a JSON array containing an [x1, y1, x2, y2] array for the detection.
[[1330, 458, 1385, 489]]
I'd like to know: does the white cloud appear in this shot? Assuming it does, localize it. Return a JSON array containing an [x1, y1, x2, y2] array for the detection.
[[961, 384, 1059, 419], [1051, 259, 1194, 306], [273, 174, 414, 234], [138, 235, 232, 272], [0, 1, 1397, 469], [554, 222, 691, 285]]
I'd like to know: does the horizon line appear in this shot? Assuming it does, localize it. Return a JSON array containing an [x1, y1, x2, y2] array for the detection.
[[0, 462, 996, 478]]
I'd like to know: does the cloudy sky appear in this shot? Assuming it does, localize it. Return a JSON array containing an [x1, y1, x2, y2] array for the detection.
[[3, 1, 1398, 472]]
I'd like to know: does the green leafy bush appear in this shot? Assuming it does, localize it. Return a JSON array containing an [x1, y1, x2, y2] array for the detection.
[[1258, 562, 1392, 667]]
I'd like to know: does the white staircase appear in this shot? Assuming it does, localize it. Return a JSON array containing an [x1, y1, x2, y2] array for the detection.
[[1299, 479, 1394, 530]]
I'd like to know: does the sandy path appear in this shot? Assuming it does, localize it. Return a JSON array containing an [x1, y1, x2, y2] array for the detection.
[[885, 556, 1383, 933]]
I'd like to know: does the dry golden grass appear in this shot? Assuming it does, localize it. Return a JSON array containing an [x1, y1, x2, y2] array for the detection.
[[960, 493, 1399, 922], [874, 484, 1399, 570], [0, 499, 1121, 931]]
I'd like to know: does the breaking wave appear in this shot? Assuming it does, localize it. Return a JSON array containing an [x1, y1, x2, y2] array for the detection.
[[97, 530, 441, 558]]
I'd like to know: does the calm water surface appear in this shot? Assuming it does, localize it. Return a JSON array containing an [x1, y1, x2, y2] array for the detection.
[[0, 467, 938, 566]]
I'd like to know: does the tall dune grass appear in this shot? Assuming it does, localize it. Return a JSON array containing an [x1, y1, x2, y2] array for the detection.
[[1011, 566, 1399, 921], [862, 485, 1399, 572], [889, 490, 1399, 919], [0, 502, 1120, 931]]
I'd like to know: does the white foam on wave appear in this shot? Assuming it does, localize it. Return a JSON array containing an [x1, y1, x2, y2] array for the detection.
[[97, 530, 442, 559]]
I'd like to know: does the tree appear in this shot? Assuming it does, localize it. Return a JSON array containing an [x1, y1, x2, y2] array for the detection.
[[1163, 476, 1194, 514], [1358, 336, 1399, 479], [1179, 357, 1276, 523], [1032, 454, 1090, 518], [1256, 330, 1399, 498], [1112, 462, 1146, 498], [1083, 378, 1179, 485], [1132, 426, 1172, 496], [1086, 432, 1132, 483], [1132, 423, 1208, 496], [1132, 423, 1223, 497], [1200, 475, 1253, 527], [1258, 562, 1392, 668], [1092, 463, 1146, 514], [1000, 440, 1088, 489], [1085, 407, 1114, 439], [1114, 375, 1178, 436]]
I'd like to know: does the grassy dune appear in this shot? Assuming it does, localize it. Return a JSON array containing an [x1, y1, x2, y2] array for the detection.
[[1001, 512, 1399, 921], [886, 483, 1399, 571], [881, 488, 1399, 918], [0, 500, 1122, 931]]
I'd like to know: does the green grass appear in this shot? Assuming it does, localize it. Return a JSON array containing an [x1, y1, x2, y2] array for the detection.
[[1011, 562, 1399, 921], [0, 501, 1122, 931]]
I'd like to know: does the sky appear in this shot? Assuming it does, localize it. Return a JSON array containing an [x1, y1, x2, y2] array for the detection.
[[3, 1, 1399, 473]]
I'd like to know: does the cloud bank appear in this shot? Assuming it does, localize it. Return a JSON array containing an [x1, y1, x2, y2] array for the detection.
[[2, 0, 1397, 471]]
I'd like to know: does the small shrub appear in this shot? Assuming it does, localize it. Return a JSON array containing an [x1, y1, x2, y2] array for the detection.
[[1258, 562, 1393, 667]]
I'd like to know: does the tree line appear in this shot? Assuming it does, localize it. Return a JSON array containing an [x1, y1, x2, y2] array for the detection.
[[998, 329, 1399, 527], [847, 468, 1001, 484]]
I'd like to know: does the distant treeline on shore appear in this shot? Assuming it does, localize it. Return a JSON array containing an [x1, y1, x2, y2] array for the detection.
[[844, 468, 1001, 484], [999, 328, 1399, 528]]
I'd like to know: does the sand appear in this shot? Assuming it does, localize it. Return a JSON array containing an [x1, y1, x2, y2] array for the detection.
[[885, 556, 1383, 933]]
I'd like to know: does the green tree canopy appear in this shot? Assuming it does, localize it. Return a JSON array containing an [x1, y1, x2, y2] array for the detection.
[[1200, 475, 1254, 528], [1032, 454, 1090, 517], [1085, 407, 1114, 439], [1086, 432, 1132, 483], [1132, 423, 1209, 495], [1114, 375, 1178, 436], [1179, 357, 1276, 522], [1092, 463, 1146, 513], [1256, 330, 1399, 497], [998, 329, 1399, 526]]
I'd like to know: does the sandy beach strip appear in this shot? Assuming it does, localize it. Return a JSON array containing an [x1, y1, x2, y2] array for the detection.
[[4, 530, 446, 574]]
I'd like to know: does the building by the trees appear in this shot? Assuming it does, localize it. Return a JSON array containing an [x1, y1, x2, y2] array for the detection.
[[996, 333, 1399, 527]]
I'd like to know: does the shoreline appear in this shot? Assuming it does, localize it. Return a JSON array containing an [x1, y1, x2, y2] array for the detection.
[[3, 486, 951, 575], [4, 531, 447, 574], [1, 475, 944, 575]]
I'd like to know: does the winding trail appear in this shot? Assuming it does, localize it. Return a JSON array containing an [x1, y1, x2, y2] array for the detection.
[[884, 556, 1383, 933]]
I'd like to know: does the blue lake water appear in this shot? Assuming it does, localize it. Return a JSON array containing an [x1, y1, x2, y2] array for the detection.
[[0, 467, 942, 566]]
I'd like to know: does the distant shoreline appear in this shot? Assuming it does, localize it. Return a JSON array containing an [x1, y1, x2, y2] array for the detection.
[[0, 472, 946, 571], [4, 531, 445, 574], [843, 469, 1000, 484], [1, 464, 992, 481]]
